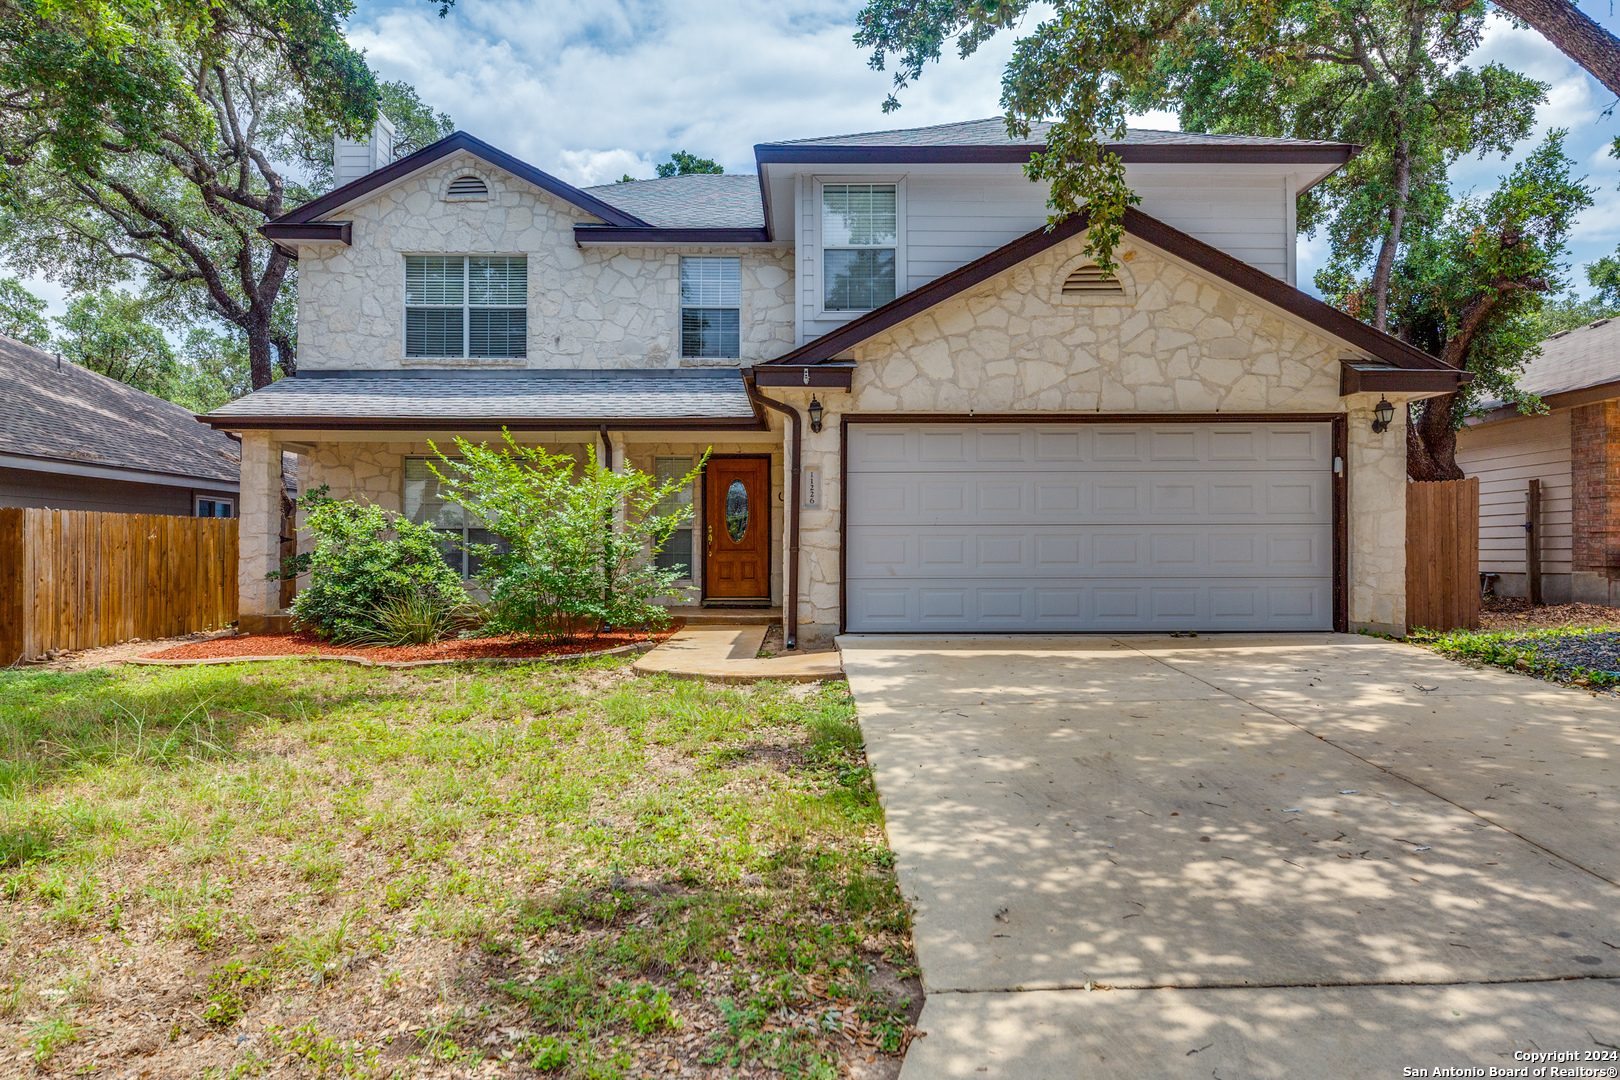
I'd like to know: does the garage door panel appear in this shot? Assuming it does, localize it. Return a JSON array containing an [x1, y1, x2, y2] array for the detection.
[[847, 525, 1330, 577], [845, 577, 1333, 631], [844, 422, 1334, 632], [847, 423, 1332, 473], [848, 472, 1331, 524]]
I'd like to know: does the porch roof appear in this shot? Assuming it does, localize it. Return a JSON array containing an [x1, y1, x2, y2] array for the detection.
[[199, 368, 764, 431]]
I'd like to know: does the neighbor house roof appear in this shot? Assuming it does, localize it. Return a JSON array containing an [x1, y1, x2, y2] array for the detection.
[[200, 369, 762, 431], [0, 335, 241, 486], [1474, 318, 1620, 414], [758, 205, 1468, 394], [756, 119, 1356, 166], [581, 175, 764, 229]]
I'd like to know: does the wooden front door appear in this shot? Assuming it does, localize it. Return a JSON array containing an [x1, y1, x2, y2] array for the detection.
[[704, 456, 771, 601]]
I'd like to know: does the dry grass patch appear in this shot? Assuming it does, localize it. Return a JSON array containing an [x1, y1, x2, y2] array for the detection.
[[0, 660, 918, 1078]]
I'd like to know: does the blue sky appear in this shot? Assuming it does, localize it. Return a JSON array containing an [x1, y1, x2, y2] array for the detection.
[[20, 0, 1620, 315]]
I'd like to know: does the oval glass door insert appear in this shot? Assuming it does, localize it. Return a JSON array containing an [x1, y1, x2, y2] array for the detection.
[[725, 479, 749, 542]]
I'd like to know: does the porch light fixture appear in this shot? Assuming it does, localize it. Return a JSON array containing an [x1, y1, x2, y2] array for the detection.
[[1371, 397, 1395, 434], [808, 396, 824, 434]]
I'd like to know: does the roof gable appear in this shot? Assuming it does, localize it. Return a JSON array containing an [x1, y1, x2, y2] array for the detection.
[[761, 206, 1461, 385], [269, 132, 650, 231]]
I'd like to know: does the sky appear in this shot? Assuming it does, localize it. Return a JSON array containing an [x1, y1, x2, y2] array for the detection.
[[18, 0, 1620, 317]]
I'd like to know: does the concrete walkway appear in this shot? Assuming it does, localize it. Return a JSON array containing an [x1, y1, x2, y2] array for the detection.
[[631, 626, 843, 683], [838, 634, 1620, 1078]]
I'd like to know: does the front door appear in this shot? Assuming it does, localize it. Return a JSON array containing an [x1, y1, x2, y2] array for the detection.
[[704, 456, 771, 601]]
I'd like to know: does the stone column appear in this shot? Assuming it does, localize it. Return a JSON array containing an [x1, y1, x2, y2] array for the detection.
[[237, 430, 285, 629], [1571, 401, 1620, 603]]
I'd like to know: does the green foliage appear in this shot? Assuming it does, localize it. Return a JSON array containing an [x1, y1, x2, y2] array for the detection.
[[856, 0, 1544, 281], [1587, 248, 1620, 310], [51, 288, 179, 397], [287, 487, 468, 644], [655, 151, 725, 178], [27, 1015, 79, 1064], [1525, 290, 1618, 340], [170, 327, 258, 413], [203, 961, 273, 1026], [353, 592, 472, 647], [0, 277, 49, 346], [1420, 625, 1620, 689], [428, 433, 701, 639], [282, 79, 455, 191]]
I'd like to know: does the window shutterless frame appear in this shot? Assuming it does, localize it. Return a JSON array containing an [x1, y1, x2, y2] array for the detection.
[[679, 257, 741, 359], [403, 255, 528, 359], [813, 178, 905, 321]]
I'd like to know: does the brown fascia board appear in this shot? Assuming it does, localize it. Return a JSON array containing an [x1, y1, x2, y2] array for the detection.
[[261, 222, 352, 244], [763, 205, 1455, 376], [200, 414, 766, 432], [1471, 377, 1620, 423], [1339, 361, 1472, 395], [268, 132, 650, 230], [573, 225, 772, 246], [752, 141, 1355, 167], [748, 364, 855, 389]]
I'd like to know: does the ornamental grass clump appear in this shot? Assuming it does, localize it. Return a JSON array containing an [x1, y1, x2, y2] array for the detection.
[[283, 487, 469, 644], [429, 433, 702, 641]]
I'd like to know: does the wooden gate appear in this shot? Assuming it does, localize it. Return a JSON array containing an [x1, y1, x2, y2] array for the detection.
[[1406, 478, 1480, 632], [0, 508, 238, 664]]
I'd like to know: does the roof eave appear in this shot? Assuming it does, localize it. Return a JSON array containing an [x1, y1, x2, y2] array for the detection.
[[753, 142, 1356, 167], [200, 414, 768, 432], [573, 225, 772, 246]]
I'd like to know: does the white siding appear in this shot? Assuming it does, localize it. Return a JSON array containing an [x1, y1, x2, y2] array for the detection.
[[1456, 410, 1573, 577], [1132, 176, 1289, 283]]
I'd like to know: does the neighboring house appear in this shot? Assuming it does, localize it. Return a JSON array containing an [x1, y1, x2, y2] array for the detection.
[[204, 118, 1469, 639], [1457, 317, 1620, 605], [0, 334, 242, 517]]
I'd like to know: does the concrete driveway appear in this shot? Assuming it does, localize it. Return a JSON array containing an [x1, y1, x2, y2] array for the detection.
[[838, 634, 1620, 1078]]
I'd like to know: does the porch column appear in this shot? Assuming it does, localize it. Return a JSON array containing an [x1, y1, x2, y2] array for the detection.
[[237, 430, 284, 628]]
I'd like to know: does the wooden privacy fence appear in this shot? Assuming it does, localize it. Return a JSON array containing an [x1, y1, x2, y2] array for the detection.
[[0, 508, 238, 664], [1406, 477, 1480, 633]]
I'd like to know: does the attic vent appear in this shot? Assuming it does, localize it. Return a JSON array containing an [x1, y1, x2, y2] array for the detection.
[[447, 175, 488, 198], [1062, 263, 1123, 294], [1552, 330, 1572, 339], [1591, 318, 1611, 330]]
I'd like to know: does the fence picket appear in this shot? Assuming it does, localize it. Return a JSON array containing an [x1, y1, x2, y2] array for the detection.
[[1406, 478, 1480, 632]]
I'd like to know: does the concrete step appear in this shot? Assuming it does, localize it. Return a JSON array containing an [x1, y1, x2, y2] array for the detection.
[[667, 606, 782, 627]]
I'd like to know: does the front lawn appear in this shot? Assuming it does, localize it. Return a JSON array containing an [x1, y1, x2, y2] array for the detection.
[[0, 660, 917, 1078]]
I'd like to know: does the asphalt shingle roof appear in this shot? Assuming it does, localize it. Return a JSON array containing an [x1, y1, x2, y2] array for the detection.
[[772, 118, 1349, 150], [203, 370, 758, 425], [580, 174, 764, 229], [1477, 317, 1620, 410], [0, 335, 241, 483]]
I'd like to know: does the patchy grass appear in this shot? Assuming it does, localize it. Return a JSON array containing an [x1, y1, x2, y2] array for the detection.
[[1416, 624, 1620, 689], [0, 661, 917, 1078]]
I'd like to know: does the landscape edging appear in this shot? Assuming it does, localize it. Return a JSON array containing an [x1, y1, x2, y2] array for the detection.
[[124, 640, 658, 670]]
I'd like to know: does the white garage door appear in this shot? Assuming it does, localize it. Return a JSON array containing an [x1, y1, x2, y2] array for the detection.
[[845, 422, 1335, 632]]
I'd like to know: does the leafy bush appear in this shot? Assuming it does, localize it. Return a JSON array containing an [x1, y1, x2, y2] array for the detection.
[[287, 487, 468, 643], [428, 433, 700, 640], [353, 592, 474, 647]]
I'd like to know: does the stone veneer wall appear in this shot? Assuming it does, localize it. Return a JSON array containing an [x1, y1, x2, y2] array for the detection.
[[296, 152, 795, 370], [766, 234, 1412, 641]]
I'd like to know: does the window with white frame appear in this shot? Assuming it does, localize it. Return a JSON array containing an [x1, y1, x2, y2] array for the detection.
[[822, 183, 897, 311], [405, 256, 527, 358], [653, 456, 694, 579], [403, 457, 505, 579], [680, 257, 740, 359], [195, 496, 234, 518]]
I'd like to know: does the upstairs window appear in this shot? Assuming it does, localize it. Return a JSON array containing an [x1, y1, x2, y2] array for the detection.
[[680, 256, 740, 359], [405, 255, 527, 358], [823, 183, 896, 311]]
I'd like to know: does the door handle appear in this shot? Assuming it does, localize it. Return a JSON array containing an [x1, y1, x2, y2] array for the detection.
[[707, 525, 713, 554]]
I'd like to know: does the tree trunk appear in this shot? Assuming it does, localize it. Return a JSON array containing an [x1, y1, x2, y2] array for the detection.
[[1369, 138, 1412, 333], [1405, 395, 1466, 481], [1494, 0, 1620, 101], [247, 324, 274, 390]]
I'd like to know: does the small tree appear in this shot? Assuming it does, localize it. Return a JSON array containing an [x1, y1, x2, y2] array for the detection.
[[430, 433, 702, 641], [287, 488, 468, 643]]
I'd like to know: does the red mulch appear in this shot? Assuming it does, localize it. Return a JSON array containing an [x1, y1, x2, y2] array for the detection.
[[140, 621, 682, 663]]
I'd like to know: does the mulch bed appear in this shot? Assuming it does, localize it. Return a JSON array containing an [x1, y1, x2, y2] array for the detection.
[[140, 621, 682, 663], [1480, 597, 1620, 631]]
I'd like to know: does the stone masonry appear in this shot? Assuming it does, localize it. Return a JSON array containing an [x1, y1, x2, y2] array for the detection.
[[295, 152, 795, 370]]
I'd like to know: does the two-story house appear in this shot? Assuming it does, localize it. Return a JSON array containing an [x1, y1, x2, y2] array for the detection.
[[203, 118, 1467, 640]]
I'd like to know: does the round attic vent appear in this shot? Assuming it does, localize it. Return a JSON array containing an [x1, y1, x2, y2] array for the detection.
[[446, 175, 488, 198], [1062, 263, 1123, 293]]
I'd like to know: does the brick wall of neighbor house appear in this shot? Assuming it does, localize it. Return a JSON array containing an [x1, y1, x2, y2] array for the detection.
[[295, 152, 795, 371], [1570, 401, 1620, 603], [765, 233, 1412, 641]]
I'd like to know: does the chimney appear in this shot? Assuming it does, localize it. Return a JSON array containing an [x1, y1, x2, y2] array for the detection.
[[332, 113, 396, 188]]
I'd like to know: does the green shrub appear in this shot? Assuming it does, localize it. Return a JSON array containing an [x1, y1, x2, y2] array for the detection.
[[428, 433, 701, 640], [354, 592, 475, 647], [286, 487, 468, 643]]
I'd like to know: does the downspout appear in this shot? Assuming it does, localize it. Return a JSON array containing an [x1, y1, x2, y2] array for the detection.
[[744, 373, 800, 650]]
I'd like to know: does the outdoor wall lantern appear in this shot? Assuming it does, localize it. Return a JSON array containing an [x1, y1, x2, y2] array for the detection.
[[808, 396, 824, 434], [1371, 397, 1395, 434]]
